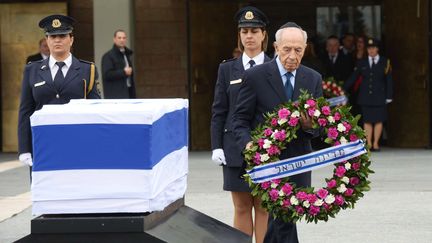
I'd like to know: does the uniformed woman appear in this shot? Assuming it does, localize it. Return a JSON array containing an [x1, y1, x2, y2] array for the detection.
[[210, 6, 271, 243], [344, 38, 393, 151], [18, 15, 100, 167]]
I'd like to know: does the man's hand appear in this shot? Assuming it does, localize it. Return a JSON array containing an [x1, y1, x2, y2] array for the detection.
[[18, 153, 33, 166], [300, 112, 312, 131], [211, 149, 226, 166], [124, 67, 133, 76]]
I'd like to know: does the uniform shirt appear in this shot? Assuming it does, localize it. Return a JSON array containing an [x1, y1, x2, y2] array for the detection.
[[276, 56, 296, 89], [242, 52, 265, 70], [49, 53, 72, 80], [368, 55, 380, 67]]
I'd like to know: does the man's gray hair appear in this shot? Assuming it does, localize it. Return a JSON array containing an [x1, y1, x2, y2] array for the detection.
[[275, 27, 308, 44]]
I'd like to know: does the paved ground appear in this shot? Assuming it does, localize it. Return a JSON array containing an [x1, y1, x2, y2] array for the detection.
[[1, 148, 432, 243]]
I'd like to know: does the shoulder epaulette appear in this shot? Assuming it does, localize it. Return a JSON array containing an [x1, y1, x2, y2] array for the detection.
[[222, 57, 237, 63], [27, 59, 43, 65], [79, 59, 94, 65], [385, 59, 391, 75]]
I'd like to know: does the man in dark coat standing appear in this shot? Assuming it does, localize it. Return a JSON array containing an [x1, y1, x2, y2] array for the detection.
[[233, 22, 323, 243], [320, 35, 354, 82], [26, 38, 50, 63], [101, 30, 136, 98]]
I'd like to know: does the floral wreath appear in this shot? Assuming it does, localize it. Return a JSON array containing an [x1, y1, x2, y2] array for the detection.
[[322, 77, 345, 98], [243, 91, 373, 223]]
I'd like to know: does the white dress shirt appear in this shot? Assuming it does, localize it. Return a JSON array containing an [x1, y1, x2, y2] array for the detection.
[[242, 52, 265, 70], [49, 53, 72, 81]]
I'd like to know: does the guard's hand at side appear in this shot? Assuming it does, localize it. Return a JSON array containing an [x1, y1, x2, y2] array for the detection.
[[211, 149, 226, 166], [300, 112, 312, 131], [19, 153, 33, 166]]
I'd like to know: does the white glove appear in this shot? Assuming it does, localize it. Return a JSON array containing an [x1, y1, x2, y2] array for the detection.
[[19, 153, 33, 166], [211, 149, 226, 165], [386, 99, 393, 104]]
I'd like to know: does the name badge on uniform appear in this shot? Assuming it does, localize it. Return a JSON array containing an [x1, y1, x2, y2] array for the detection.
[[34, 81, 46, 87], [230, 79, 242, 85]]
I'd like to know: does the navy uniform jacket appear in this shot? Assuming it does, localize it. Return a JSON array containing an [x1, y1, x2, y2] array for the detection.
[[232, 59, 323, 187], [320, 50, 354, 82], [211, 55, 270, 167], [344, 56, 393, 106], [18, 56, 100, 154]]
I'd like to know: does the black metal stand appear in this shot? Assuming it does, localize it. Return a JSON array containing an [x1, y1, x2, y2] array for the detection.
[[15, 198, 251, 243]]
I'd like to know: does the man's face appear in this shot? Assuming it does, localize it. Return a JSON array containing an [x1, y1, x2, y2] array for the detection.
[[367, 46, 379, 57], [46, 34, 73, 57], [275, 28, 306, 72], [343, 35, 354, 50], [113, 31, 127, 48], [39, 39, 50, 56], [239, 27, 265, 52], [326, 38, 340, 55]]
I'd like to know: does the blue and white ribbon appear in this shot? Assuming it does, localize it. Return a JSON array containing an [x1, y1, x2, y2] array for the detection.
[[247, 140, 366, 183], [327, 95, 348, 107]]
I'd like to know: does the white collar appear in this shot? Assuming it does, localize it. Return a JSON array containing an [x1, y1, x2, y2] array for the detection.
[[369, 54, 380, 63], [49, 53, 72, 69], [242, 52, 265, 68]]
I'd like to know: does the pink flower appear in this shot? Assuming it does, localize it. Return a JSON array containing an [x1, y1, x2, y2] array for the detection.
[[269, 189, 279, 201], [274, 130, 286, 141], [334, 195, 345, 206], [282, 199, 291, 207], [271, 118, 278, 127], [271, 179, 281, 185], [321, 106, 331, 115], [258, 138, 265, 149], [333, 141, 341, 146], [264, 128, 273, 137], [322, 203, 330, 211], [352, 162, 361, 171], [327, 179, 337, 189], [254, 152, 261, 165], [308, 108, 316, 117], [344, 188, 354, 197], [349, 177, 360, 186], [267, 145, 280, 156], [278, 108, 291, 119], [343, 122, 352, 133], [318, 118, 327, 127], [317, 189, 329, 199], [281, 183, 293, 195], [308, 206, 320, 216], [307, 194, 317, 204], [296, 191, 308, 201], [261, 181, 271, 190], [288, 117, 299, 126], [327, 127, 339, 140], [334, 112, 341, 121], [296, 206, 305, 214], [349, 134, 358, 142], [306, 99, 316, 107], [335, 166, 346, 178]]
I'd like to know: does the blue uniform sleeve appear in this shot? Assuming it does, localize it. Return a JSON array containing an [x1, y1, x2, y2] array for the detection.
[[18, 65, 36, 154], [210, 64, 229, 150]]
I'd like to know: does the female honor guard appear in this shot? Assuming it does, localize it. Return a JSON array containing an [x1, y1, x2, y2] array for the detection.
[[210, 6, 271, 243], [18, 15, 100, 168], [344, 38, 393, 151]]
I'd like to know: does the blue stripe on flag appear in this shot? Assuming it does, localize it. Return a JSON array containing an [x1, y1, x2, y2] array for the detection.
[[32, 108, 187, 171]]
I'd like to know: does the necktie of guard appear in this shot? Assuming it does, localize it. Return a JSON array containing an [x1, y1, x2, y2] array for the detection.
[[284, 72, 294, 101], [371, 57, 376, 68], [54, 62, 66, 88], [249, 59, 256, 68]]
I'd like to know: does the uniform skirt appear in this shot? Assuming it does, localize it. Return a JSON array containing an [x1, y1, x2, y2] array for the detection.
[[222, 165, 251, 192], [361, 105, 387, 123]]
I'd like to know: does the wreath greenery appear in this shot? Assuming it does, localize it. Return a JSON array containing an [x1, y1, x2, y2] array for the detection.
[[243, 91, 373, 223]]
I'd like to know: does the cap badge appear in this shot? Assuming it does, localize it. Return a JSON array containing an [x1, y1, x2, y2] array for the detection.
[[52, 19, 61, 28], [368, 39, 373, 45], [244, 11, 254, 20]]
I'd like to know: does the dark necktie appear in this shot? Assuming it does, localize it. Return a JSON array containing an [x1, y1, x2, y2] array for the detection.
[[330, 55, 335, 64], [54, 62, 66, 87], [371, 57, 376, 68], [248, 59, 256, 68], [284, 72, 294, 100]]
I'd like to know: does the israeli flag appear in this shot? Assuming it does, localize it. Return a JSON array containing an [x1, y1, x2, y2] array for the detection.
[[30, 99, 188, 215]]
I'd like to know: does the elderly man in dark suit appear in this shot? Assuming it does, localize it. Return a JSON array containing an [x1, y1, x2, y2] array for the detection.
[[233, 22, 322, 243], [26, 38, 50, 63]]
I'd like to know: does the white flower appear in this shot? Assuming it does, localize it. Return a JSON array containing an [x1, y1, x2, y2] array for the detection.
[[337, 184, 347, 193], [337, 123, 346, 132], [271, 182, 278, 189], [263, 139, 272, 149], [325, 194, 335, 204], [344, 162, 351, 170], [278, 119, 287, 125], [314, 109, 321, 117], [290, 196, 299, 205], [271, 130, 278, 139], [302, 200, 310, 208], [328, 116, 335, 124], [341, 176, 349, 184], [260, 154, 270, 162], [279, 190, 285, 196], [340, 136, 348, 144], [291, 111, 300, 118], [314, 199, 324, 206], [304, 104, 310, 109]]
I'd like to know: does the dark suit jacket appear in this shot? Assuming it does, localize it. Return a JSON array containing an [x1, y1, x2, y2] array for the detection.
[[232, 59, 323, 187], [18, 56, 100, 154], [321, 50, 354, 82], [211, 55, 271, 167], [26, 53, 43, 63], [344, 57, 393, 106], [101, 45, 136, 98]]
